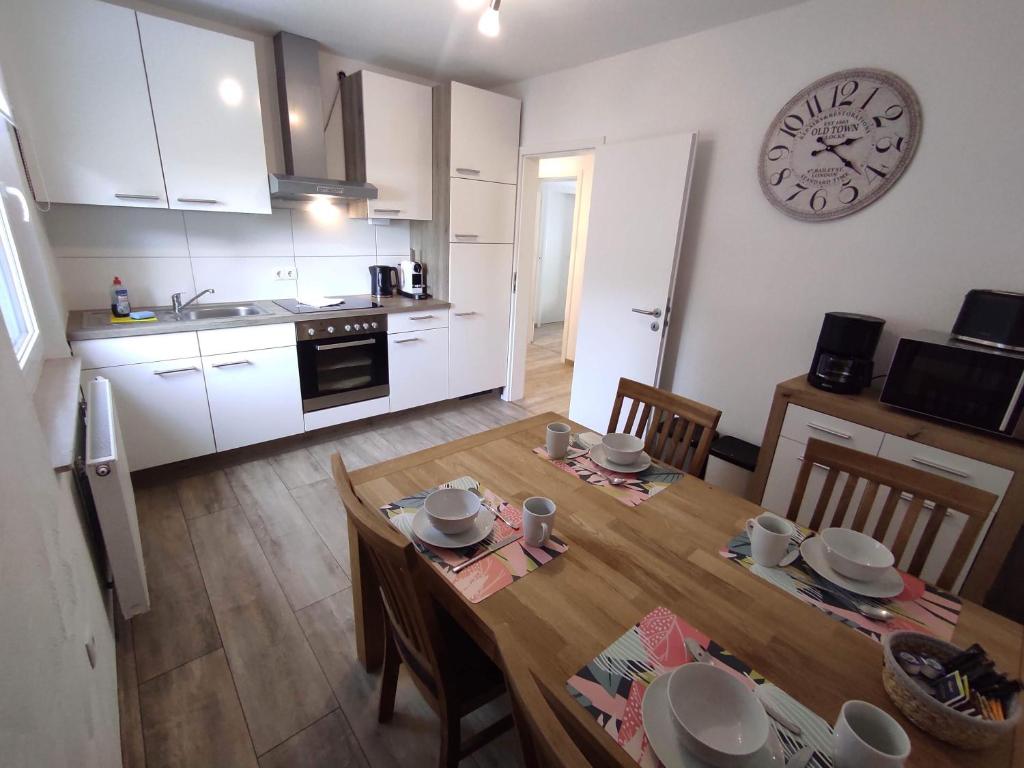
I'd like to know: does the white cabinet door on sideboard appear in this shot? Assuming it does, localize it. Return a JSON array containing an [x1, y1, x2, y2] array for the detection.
[[0, 0, 166, 208], [83, 359, 215, 471], [449, 82, 521, 185], [137, 14, 270, 215], [389, 328, 449, 412], [449, 244, 513, 398]]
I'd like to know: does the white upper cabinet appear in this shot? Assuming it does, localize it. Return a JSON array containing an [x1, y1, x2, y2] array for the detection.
[[449, 83, 521, 185], [0, 0, 166, 208], [137, 14, 271, 215], [343, 71, 432, 220], [449, 178, 517, 244]]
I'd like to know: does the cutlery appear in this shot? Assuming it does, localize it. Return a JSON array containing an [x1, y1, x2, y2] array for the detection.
[[778, 532, 813, 567], [796, 580, 895, 622], [684, 639, 802, 737], [451, 532, 523, 573], [482, 500, 519, 530]]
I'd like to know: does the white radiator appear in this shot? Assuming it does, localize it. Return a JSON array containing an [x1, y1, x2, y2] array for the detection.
[[86, 376, 150, 618]]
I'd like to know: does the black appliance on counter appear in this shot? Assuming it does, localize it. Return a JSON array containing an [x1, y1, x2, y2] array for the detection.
[[952, 289, 1024, 352], [807, 312, 886, 394], [295, 314, 388, 412], [369, 265, 398, 298]]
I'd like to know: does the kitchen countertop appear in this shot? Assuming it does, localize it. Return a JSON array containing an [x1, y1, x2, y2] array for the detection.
[[66, 296, 452, 341]]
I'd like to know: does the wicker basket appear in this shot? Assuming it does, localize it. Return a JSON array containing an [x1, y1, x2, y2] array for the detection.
[[882, 631, 1020, 750]]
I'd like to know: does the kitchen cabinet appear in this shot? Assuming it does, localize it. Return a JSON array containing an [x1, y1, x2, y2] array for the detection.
[[82, 358, 215, 471], [449, 244, 513, 398], [203, 346, 304, 450], [449, 178, 517, 244], [0, 0, 166, 208], [449, 82, 521, 184], [388, 328, 449, 412], [343, 71, 432, 220], [388, 309, 450, 334], [137, 14, 270, 215]]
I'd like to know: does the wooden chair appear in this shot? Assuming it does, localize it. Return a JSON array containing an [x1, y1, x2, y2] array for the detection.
[[332, 453, 513, 767], [787, 438, 998, 590], [607, 377, 721, 476], [493, 623, 592, 768]]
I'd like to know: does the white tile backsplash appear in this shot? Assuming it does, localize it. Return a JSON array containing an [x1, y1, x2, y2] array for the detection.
[[291, 206, 377, 257], [190, 257, 297, 303], [183, 209, 294, 258], [374, 220, 412, 257], [56, 257, 195, 311], [44, 204, 189, 259], [296, 256, 376, 298]]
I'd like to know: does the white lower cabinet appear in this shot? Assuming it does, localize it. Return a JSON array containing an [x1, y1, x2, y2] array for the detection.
[[203, 346, 304, 451], [83, 358, 215, 471], [389, 328, 449, 412]]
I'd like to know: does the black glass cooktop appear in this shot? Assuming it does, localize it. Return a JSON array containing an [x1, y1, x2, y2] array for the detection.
[[274, 297, 381, 314]]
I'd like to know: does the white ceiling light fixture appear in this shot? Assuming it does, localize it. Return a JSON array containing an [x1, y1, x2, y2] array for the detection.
[[478, 0, 501, 37]]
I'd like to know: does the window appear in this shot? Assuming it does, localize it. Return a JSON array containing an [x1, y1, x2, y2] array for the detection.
[[0, 189, 37, 367]]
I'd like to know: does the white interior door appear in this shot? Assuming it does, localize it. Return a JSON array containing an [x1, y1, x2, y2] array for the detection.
[[568, 132, 697, 432]]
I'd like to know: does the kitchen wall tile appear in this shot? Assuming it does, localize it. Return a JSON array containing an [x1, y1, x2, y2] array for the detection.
[[43, 205, 188, 259], [295, 256, 376, 298], [56, 257, 195, 311], [291, 207, 376, 257], [191, 257, 297, 303], [374, 220, 412, 257], [183, 209, 294, 258]]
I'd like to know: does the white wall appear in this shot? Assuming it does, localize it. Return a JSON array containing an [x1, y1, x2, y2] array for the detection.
[[535, 183, 575, 325], [503, 0, 1024, 444]]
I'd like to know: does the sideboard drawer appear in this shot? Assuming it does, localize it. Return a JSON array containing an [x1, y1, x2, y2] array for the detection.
[[877, 435, 1014, 499], [780, 404, 885, 455]]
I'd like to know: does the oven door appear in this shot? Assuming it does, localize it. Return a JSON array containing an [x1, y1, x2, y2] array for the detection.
[[297, 332, 389, 412]]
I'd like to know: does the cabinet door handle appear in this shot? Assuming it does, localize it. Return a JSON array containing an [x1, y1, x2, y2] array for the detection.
[[153, 366, 199, 376], [455, 167, 481, 175], [177, 197, 221, 205], [454, 311, 478, 317], [807, 422, 853, 440], [316, 339, 376, 351], [211, 359, 253, 368], [796, 456, 831, 471], [453, 233, 479, 239], [631, 307, 662, 318], [409, 315, 434, 320], [898, 491, 945, 514], [115, 193, 160, 201], [910, 455, 971, 479], [373, 208, 401, 214], [394, 338, 421, 344]]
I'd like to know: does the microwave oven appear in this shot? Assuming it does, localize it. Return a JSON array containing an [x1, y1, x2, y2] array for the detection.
[[880, 331, 1024, 440]]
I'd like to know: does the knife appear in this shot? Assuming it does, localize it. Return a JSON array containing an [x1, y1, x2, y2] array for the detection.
[[451, 532, 524, 573]]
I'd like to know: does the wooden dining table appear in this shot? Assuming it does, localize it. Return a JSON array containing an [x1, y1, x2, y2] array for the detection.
[[346, 412, 1024, 767]]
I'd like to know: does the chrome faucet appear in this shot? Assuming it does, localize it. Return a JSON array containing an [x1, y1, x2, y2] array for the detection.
[[171, 288, 216, 315]]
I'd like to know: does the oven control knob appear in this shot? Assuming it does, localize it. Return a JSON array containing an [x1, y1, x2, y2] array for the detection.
[[344, 324, 352, 332], [362, 322, 370, 330], [370, 321, 378, 329], [306, 328, 315, 337], [326, 326, 335, 334]]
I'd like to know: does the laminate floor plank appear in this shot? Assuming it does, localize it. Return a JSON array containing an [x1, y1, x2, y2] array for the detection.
[[189, 506, 336, 756], [270, 447, 330, 490], [226, 460, 348, 610], [132, 486, 221, 682], [139, 649, 258, 768], [176, 469, 239, 520], [258, 710, 368, 768], [290, 478, 353, 575]]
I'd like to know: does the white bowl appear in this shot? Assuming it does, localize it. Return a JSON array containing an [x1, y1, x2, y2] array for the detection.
[[423, 488, 481, 535], [602, 433, 644, 465], [821, 527, 895, 582], [666, 663, 769, 767]]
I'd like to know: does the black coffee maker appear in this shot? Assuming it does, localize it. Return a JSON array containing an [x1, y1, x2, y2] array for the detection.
[[808, 312, 886, 394], [368, 265, 398, 297]]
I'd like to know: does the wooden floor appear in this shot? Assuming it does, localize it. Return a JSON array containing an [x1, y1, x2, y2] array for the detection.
[[531, 322, 564, 354], [119, 386, 576, 767], [518, 326, 574, 417]]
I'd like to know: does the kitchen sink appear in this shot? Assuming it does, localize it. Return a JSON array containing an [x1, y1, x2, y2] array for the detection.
[[171, 304, 269, 321]]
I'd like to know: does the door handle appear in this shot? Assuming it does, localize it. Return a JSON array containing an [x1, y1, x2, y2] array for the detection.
[[211, 360, 253, 368], [807, 422, 853, 440], [316, 339, 376, 351], [910, 456, 971, 478], [394, 338, 421, 344], [153, 366, 199, 376], [631, 307, 662, 318], [115, 193, 160, 201], [454, 311, 478, 317], [177, 197, 221, 205], [409, 315, 435, 320], [453, 233, 479, 239], [373, 208, 401, 214], [455, 167, 481, 175]]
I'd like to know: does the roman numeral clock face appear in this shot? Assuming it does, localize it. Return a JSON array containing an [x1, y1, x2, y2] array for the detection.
[[759, 69, 921, 221]]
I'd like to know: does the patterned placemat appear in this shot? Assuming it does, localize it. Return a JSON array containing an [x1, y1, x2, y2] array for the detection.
[[379, 476, 568, 604], [720, 527, 962, 643], [533, 447, 683, 507], [566, 606, 835, 767]]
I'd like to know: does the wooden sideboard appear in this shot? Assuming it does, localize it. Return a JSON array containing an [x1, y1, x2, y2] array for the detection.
[[751, 375, 1024, 607]]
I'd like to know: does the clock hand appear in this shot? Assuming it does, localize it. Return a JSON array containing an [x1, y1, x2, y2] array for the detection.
[[826, 145, 862, 175], [810, 136, 863, 156]]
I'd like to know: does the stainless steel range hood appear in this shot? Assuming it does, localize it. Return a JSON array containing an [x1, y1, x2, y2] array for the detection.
[[269, 32, 377, 204]]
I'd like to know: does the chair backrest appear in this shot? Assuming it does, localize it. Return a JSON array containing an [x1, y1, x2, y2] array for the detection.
[[787, 438, 997, 590], [331, 452, 446, 696], [493, 624, 591, 768], [607, 377, 721, 475]]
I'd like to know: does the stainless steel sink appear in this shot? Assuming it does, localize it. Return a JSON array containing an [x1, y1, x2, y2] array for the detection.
[[170, 304, 268, 321]]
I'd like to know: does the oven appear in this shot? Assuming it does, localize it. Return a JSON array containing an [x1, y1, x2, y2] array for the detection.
[[295, 314, 389, 412]]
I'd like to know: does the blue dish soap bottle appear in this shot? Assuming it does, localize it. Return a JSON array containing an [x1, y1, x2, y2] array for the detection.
[[111, 276, 131, 317]]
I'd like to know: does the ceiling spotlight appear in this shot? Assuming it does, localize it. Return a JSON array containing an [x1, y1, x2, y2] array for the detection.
[[478, 0, 500, 37], [456, 0, 486, 10]]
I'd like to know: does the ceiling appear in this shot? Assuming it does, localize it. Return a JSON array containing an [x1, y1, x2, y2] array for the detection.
[[144, 0, 809, 87]]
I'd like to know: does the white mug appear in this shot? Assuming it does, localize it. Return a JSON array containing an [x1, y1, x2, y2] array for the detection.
[[745, 513, 794, 567], [546, 422, 572, 459], [523, 496, 556, 547], [834, 700, 910, 768]]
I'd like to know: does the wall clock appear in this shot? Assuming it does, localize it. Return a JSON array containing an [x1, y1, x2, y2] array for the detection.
[[758, 68, 921, 222]]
